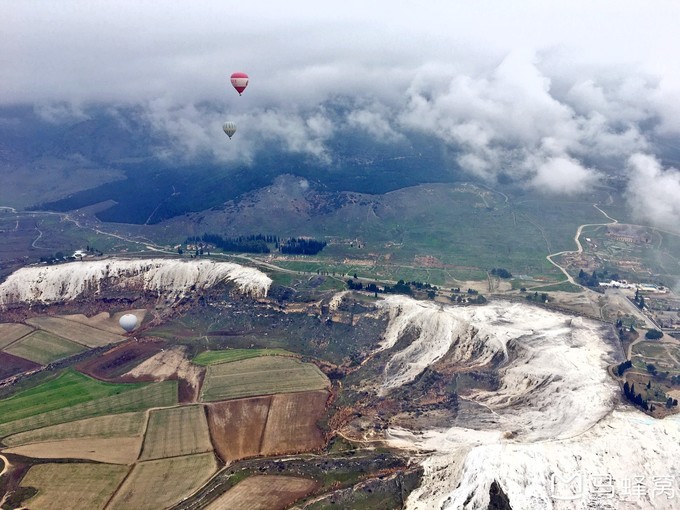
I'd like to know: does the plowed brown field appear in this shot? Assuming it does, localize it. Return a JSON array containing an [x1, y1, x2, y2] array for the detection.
[[0, 352, 40, 380], [207, 390, 328, 462], [76, 340, 165, 380]]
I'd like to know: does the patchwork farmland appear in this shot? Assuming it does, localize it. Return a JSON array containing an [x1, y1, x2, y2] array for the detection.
[[192, 348, 296, 366], [0, 351, 40, 380], [25, 316, 124, 347], [107, 452, 218, 510], [139, 405, 213, 460], [19, 463, 129, 510], [4, 436, 142, 464], [205, 475, 319, 510], [201, 356, 330, 401], [0, 322, 33, 349], [207, 390, 329, 461], [3, 411, 146, 446], [0, 378, 177, 437], [4, 330, 86, 364]]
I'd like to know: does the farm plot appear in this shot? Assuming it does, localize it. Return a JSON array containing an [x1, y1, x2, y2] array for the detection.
[[4, 330, 86, 364], [207, 396, 270, 460], [201, 357, 329, 402], [0, 352, 40, 380], [25, 316, 124, 347], [193, 348, 296, 366], [0, 380, 177, 437], [123, 346, 204, 403], [3, 436, 142, 464], [0, 322, 33, 348], [77, 340, 166, 380], [108, 452, 218, 510], [207, 390, 329, 462], [0, 370, 144, 426], [3, 411, 146, 446], [139, 405, 212, 460], [205, 475, 319, 510], [19, 462, 129, 510], [260, 390, 328, 455], [62, 309, 147, 334]]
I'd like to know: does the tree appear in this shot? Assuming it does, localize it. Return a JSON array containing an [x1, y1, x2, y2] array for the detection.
[[646, 363, 657, 375], [645, 329, 663, 340], [638, 295, 645, 309]]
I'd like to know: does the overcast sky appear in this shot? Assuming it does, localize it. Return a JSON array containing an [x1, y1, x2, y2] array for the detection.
[[3, 0, 680, 228]]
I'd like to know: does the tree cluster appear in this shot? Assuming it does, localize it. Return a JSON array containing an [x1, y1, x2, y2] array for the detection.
[[490, 268, 512, 279], [645, 329, 663, 340], [577, 268, 620, 288], [187, 233, 273, 254], [616, 360, 633, 376], [280, 238, 327, 255], [623, 381, 649, 411]]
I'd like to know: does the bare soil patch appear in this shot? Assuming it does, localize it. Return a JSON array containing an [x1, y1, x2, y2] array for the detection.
[[76, 339, 165, 380], [207, 390, 329, 462], [261, 391, 328, 456], [205, 475, 319, 510], [0, 352, 40, 380], [122, 346, 205, 403], [3, 436, 142, 464], [207, 396, 270, 461]]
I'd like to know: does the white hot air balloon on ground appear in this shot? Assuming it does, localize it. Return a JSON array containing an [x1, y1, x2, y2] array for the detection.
[[223, 121, 237, 140], [119, 314, 138, 333]]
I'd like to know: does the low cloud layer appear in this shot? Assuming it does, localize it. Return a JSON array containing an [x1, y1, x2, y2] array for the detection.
[[626, 154, 680, 231], [3, 1, 680, 227]]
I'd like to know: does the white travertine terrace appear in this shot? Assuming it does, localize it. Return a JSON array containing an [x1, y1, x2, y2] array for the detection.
[[0, 258, 271, 306]]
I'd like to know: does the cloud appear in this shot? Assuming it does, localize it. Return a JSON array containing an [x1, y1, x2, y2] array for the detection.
[[625, 154, 680, 231], [142, 99, 335, 164], [3, 0, 680, 202], [347, 107, 404, 144]]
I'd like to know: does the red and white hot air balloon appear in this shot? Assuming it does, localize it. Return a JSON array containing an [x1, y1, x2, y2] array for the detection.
[[230, 72, 249, 95]]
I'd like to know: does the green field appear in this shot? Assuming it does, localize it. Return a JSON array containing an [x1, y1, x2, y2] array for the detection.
[[108, 453, 218, 510], [0, 370, 145, 425], [0, 379, 177, 437], [20, 463, 129, 510], [193, 348, 297, 366], [4, 330, 86, 364], [201, 357, 330, 401], [0, 323, 33, 349], [140, 405, 213, 460], [3, 411, 146, 447]]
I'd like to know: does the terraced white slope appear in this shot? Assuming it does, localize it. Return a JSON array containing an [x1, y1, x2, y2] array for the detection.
[[0, 258, 272, 306], [374, 296, 680, 510]]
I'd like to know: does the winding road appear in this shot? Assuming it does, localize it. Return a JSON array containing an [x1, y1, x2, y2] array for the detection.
[[544, 203, 618, 286]]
